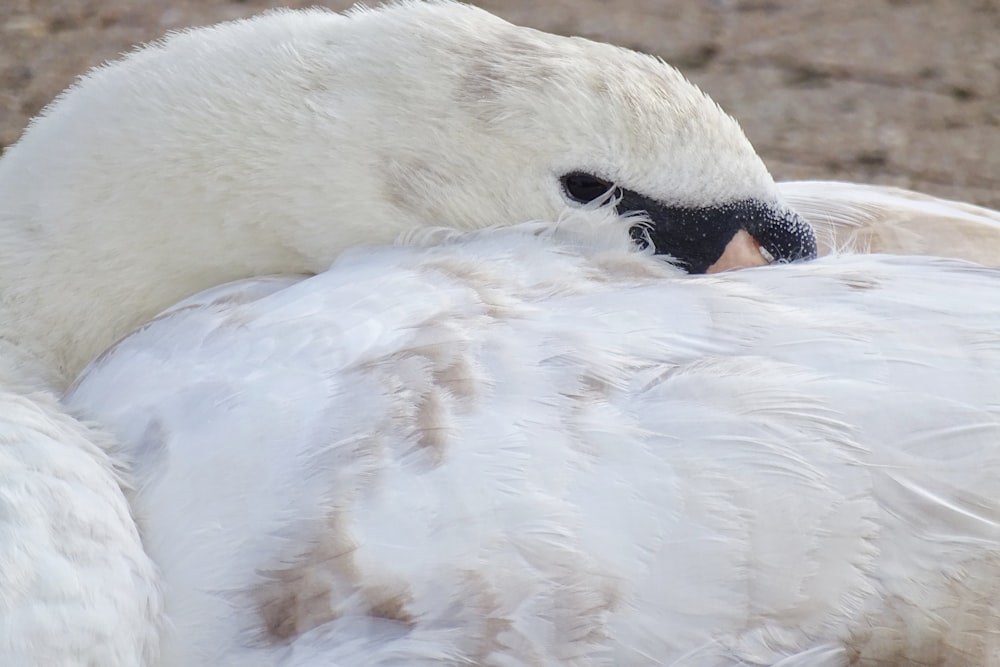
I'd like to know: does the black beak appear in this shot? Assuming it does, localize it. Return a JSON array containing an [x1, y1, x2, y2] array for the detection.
[[620, 191, 817, 274]]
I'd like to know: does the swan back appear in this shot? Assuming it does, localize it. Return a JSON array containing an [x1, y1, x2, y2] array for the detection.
[[66, 211, 1000, 665], [781, 180, 1000, 266]]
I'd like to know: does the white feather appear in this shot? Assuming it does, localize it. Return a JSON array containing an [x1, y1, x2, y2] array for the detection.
[[0, 4, 793, 662], [65, 213, 1000, 666], [0, 2, 998, 664], [780, 180, 1000, 266]]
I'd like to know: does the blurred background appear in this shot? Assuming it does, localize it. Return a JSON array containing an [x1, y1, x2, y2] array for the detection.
[[2, 0, 997, 207]]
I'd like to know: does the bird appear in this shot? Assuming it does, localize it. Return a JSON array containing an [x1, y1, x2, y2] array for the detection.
[[780, 180, 1000, 267], [63, 206, 1000, 666], [1, 1, 997, 664], [0, 1, 817, 663]]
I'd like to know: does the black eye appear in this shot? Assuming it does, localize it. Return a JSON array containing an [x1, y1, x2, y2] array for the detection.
[[561, 172, 618, 204]]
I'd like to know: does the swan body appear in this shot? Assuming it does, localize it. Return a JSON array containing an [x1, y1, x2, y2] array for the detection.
[[0, 1, 998, 664], [64, 211, 1000, 666], [781, 180, 1000, 266], [0, 3, 815, 662], [0, 384, 161, 665]]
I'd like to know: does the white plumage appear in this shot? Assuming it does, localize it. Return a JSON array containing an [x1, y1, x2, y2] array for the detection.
[[0, 3, 807, 661], [0, 1, 997, 665], [64, 211, 1000, 665], [782, 180, 1000, 266]]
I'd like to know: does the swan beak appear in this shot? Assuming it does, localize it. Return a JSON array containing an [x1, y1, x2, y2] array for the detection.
[[706, 208, 816, 273], [707, 205, 817, 272], [626, 199, 817, 274], [706, 230, 770, 273], [737, 206, 817, 271]]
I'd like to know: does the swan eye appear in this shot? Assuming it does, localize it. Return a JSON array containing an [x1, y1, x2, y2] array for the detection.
[[561, 172, 618, 204]]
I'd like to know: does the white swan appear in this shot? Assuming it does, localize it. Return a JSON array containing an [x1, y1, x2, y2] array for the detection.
[[780, 180, 1000, 266], [64, 209, 1000, 666], [2, 1, 998, 664], [0, 2, 817, 663]]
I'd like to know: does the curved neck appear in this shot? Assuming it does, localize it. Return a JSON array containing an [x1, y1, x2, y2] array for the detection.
[[0, 239, 271, 388]]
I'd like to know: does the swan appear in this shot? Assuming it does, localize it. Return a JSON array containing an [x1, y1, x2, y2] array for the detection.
[[2, 0, 997, 663], [64, 207, 1000, 666], [780, 180, 1000, 266], [0, 1, 818, 662]]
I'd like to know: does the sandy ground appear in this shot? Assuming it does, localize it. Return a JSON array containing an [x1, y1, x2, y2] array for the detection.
[[1, 0, 998, 208]]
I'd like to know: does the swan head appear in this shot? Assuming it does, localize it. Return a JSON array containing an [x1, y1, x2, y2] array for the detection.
[[0, 0, 814, 380]]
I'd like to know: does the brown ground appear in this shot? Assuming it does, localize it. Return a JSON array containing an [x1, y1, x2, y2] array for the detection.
[[2, 0, 998, 208]]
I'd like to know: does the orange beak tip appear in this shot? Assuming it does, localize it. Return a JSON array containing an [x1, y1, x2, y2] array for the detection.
[[705, 230, 771, 274]]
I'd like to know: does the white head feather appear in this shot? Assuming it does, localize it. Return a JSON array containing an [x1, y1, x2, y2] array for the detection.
[[0, 0, 796, 384]]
